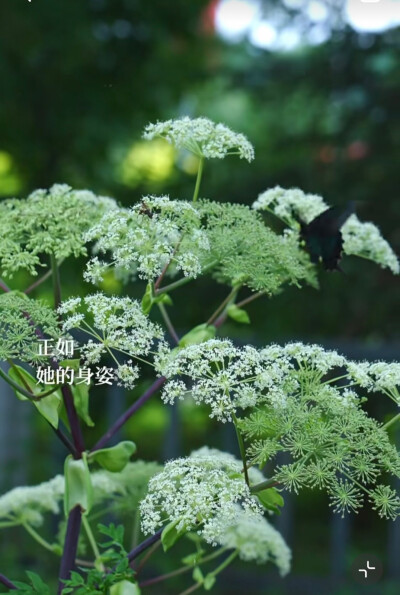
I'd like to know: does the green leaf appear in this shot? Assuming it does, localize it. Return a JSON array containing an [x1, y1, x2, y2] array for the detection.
[[88, 441, 136, 472], [71, 382, 94, 427], [59, 359, 81, 372], [204, 574, 216, 590], [192, 566, 203, 583], [181, 550, 205, 565], [157, 293, 173, 306], [64, 453, 93, 516], [178, 323, 216, 348], [8, 365, 62, 428], [141, 283, 153, 315], [161, 520, 186, 552], [256, 487, 284, 514], [226, 304, 250, 324], [110, 580, 141, 595]]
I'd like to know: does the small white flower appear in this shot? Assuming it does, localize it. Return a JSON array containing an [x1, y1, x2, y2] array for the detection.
[[213, 506, 291, 575], [252, 186, 327, 224], [342, 214, 399, 273], [139, 449, 263, 540], [143, 117, 255, 162]]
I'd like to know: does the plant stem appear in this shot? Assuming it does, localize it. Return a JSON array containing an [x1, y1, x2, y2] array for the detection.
[[61, 384, 85, 455], [127, 527, 163, 562], [0, 278, 11, 293], [0, 574, 16, 590], [236, 290, 266, 309], [139, 547, 228, 586], [25, 265, 61, 295], [50, 423, 77, 457], [22, 521, 60, 554], [91, 376, 166, 452], [250, 478, 280, 493], [209, 550, 238, 577], [158, 303, 179, 345], [382, 412, 400, 431], [0, 366, 60, 401], [82, 516, 105, 571], [50, 252, 62, 310], [192, 156, 204, 203], [207, 286, 240, 326], [231, 412, 249, 486], [155, 260, 219, 295], [178, 582, 203, 595], [57, 505, 82, 594]]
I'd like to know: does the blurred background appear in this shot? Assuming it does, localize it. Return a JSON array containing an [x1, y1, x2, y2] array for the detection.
[[0, 0, 399, 593]]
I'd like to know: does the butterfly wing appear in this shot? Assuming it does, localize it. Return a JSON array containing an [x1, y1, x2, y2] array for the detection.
[[300, 203, 354, 270]]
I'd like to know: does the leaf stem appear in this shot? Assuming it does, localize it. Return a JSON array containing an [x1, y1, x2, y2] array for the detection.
[[127, 527, 163, 562], [250, 478, 280, 493], [155, 261, 219, 295], [382, 412, 400, 431], [0, 573, 16, 590], [231, 412, 249, 486], [158, 303, 180, 345], [207, 286, 240, 326], [192, 156, 204, 203], [22, 521, 60, 554], [82, 516, 105, 571]]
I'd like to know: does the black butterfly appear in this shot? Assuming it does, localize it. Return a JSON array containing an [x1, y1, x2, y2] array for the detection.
[[299, 203, 355, 271]]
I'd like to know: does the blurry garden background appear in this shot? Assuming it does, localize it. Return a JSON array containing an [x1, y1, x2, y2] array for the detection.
[[0, 0, 399, 593]]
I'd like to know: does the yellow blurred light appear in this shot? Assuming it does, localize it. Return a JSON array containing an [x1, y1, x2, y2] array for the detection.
[[119, 139, 175, 188], [0, 151, 22, 196]]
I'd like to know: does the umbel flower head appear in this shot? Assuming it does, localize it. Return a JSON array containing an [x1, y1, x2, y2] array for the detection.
[[84, 195, 210, 283], [58, 292, 166, 388], [0, 184, 117, 278], [139, 448, 264, 542], [0, 461, 161, 529], [143, 116, 255, 162], [212, 506, 291, 575], [253, 186, 399, 273]]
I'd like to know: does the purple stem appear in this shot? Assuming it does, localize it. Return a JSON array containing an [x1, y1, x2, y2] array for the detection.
[[0, 573, 17, 590], [57, 506, 82, 594], [60, 385, 85, 456], [91, 376, 166, 452], [127, 528, 163, 563]]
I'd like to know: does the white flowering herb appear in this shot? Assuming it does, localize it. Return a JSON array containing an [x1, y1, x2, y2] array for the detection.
[[143, 116, 254, 162], [0, 117, 399, 593], [57, 292, 166, 387], [0, 184, 117, 278], [253, 185, 399, 272]]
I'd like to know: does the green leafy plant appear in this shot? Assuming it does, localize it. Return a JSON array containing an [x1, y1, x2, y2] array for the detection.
[[0, 117, 399, 594]]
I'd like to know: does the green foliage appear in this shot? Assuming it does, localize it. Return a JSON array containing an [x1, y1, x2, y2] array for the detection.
[[0, 185, 116, 278], [198, 200, 318, 294], [12, 571, 52, 594], [88, 442, 137, 473], [0, 292, 60, 363], [61, 524, 136, 594]]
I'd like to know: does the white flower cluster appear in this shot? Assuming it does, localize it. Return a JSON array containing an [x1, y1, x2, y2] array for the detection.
[[252, 185, 327, 224], [253, 186, 399, 273], [342, 215, 399, 274], [0, 475, 64, 526], [84, 196, 210, 282], [157, 339, 352, 422], [58, 293, 165, 386], [140, 448, 263, 542], [0, 461, 161, 528], [347, 360, 400, 402], [143, 117, 254, 162], [213, 507, 291, 575]]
